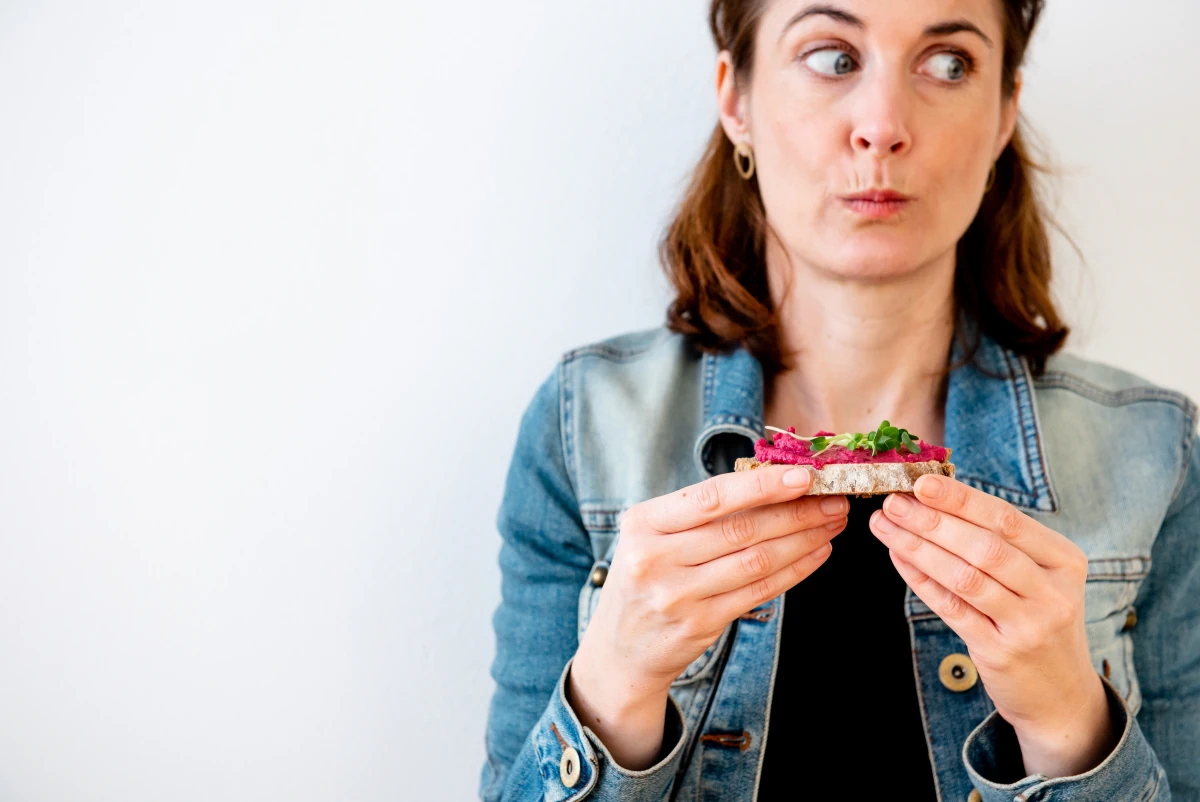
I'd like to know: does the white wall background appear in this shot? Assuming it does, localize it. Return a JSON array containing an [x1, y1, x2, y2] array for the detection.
[[0, 1, 1196, 800]]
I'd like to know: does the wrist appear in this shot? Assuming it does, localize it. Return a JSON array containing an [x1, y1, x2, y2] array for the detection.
[[570, 638, 671, 717], [567, 648, 672, 772], [1012, 673, 1119, 778]]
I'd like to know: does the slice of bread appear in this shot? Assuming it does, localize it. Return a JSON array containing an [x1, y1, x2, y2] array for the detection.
[[733, 447, 954, 497]]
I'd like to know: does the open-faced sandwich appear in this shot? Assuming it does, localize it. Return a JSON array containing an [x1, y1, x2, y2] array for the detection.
[[734, 420, 955, 497]]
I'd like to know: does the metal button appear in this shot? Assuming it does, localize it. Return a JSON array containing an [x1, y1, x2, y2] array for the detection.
[[1123, 608, 1137, 631], [590, 565, 608, 587], [559, 745, 581, 787], [968, 789, 982, 802], [938, 653, 979, 692]]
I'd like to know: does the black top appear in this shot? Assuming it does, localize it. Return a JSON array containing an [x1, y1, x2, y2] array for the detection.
[[756, 493, 939, 799]]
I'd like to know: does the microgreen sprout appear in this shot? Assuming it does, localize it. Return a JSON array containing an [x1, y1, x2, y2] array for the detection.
[[765, 419, 921, 457]]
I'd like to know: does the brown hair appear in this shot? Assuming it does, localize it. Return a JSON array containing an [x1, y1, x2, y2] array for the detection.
[[659, 0, 1070, 380]]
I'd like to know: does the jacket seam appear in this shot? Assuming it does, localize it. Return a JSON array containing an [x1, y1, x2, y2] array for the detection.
[[749, 594, 784, 802], [670, 617, 738, 802], [556, 359, 583, 506], [1006, 349, 1058, 512], [906, 610, 944, 801], [956, 476, 1032, 500], [703, 351, 716, 420], [1035, 369, 1197, 508], [1035, 371, 1194, 411], [1169, 401, 1197, 508], [561, 327, 672, 364]]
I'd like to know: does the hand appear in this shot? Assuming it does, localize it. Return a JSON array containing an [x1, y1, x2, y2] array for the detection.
[[569, 464, 848, 767], [870, 474, 1120, 778]]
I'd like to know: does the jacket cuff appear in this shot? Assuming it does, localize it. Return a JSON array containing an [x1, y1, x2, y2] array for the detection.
[[530, 655, 688, 801], [962, 674, 1168, 801]]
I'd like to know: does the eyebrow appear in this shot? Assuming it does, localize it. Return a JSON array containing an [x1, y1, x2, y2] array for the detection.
[[778, 3, 995, 49]]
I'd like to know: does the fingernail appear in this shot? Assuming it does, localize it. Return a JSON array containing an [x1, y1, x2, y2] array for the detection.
[[782, 467, 811, 488], [820, 496, 848, 515], [825, 519, 845, 531], [886, 493, 913, 517], [918, 476, 944, 498]]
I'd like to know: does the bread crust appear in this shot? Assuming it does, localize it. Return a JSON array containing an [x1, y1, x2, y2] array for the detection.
[[733, 448, 954, 497]]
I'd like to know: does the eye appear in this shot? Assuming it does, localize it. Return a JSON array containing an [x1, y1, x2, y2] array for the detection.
[[803, 48, 857, 77], [924, 51, 971, 82]]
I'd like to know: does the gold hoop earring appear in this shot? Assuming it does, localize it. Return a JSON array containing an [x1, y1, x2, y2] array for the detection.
[[985, 163, 996, 192], [734, 140, 755, 180]]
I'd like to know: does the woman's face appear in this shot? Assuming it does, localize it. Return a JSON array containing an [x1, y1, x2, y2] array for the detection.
[[718, 0, 1021, 281]]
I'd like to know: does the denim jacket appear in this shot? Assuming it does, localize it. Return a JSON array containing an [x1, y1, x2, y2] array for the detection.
[[480, 325, 1200, 802]]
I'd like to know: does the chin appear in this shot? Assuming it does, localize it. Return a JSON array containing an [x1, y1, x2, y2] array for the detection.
[[824, 236, 932, 280]]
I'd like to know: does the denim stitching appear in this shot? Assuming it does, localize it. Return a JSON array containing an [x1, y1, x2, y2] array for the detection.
[[1036, 372, 1194, 410], [557, 360, 582, 505], [750, 592, 785, 801], [1002, 348, 1057, 513], [954, 475, 1039, 511], [1137, 767, 1165, 802], [1122, 630, 1138, 707], [561, 327, 671, 363], [1170, 403, 1198, 506], [703, 352, 716, 421], [905, 614, 944, 802], [1014, 351, 1059, 512], [1037, 372, 1197, 506]]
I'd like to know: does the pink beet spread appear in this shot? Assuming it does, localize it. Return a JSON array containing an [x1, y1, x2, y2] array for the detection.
[[754, 427, 948, 468]]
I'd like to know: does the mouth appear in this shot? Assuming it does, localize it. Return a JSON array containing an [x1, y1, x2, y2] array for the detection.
[[840, 189, 913, 219]]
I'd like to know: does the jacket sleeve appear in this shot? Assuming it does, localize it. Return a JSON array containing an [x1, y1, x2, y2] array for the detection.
[[961, 430, 1200, 801], [479, 366, 689, 802]]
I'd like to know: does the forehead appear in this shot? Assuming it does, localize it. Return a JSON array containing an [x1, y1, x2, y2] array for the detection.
[[763, 0, 1005, 43]]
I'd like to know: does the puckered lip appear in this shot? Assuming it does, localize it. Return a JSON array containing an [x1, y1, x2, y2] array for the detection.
[[841, 189, 913, 202]]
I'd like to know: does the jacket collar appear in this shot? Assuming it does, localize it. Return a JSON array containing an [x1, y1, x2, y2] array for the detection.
[[692, 330, 1059, 513]]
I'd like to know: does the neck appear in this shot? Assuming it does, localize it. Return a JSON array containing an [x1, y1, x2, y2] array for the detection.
[[763, 244, 957, 444]]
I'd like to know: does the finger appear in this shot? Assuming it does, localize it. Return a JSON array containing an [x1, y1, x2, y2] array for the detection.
[[686, 516, 847, 598], [676, 494, 849, 566], [913, 475, 1078, 569], [881, 492, 1040, 598], [634, 464, 814, 535], [871, 509, 1018, 623], [886, 545, 997, 644], [703, 537, 836, 624]]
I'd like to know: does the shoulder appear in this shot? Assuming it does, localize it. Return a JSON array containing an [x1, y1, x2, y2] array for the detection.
[[518, 326, 693, 449], [1036, 351, 1197, 415], [555, 325, 700, 420], [1033, 350, 1198, 504], [552, 325, 706, 503], [559, 325, 687, 365]]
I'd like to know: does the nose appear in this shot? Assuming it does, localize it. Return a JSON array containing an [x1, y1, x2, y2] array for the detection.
[[850, 73, 912, 158]]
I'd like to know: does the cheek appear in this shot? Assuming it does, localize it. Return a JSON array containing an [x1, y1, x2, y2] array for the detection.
[[756, 132, 835, 220], [920, 110, 997, 186]]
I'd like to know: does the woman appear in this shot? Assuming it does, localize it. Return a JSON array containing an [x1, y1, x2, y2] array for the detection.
[[480, 1, 1199, 800]]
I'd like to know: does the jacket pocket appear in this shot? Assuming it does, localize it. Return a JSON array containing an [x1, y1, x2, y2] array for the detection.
[[1083, 558, 1149, 716]]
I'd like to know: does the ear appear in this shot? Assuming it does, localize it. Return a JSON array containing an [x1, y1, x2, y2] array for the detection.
[[716, 51, 752, 145], [995, 69, 1023, 159]]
